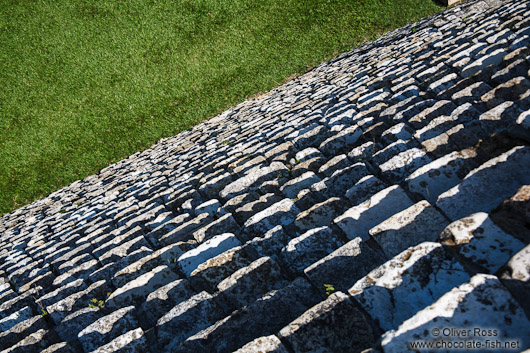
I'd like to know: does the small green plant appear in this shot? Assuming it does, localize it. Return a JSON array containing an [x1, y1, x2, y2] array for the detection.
[[412, 27, 417, 33], [89, 298, 105, 309], [291, 197, 298, 202], [59, 207, 66, 213], [324, 284, 335, 296], [221, 139, 232, 146]]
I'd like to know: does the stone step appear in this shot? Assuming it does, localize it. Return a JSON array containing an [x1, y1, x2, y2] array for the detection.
[[177, 233, 241, 277], [0, 316, 48, 351], [216, 256, 288, 312], [77, 306, 139, 353], [369, 200, 448, 258], [189, 245, 257, 293], [156, 291, 227, 350], [437, 146, 530, 221], [380, 274, 530, 353], [175, 277, 322, 353], [0, 328, 62, 353], [334, 185, 414, 241], [242, 199, 300, 240], [232, 335, 289, 353], [439, 212, 526, 273], [278, 291, 376, 353], [137, 278, 195, 330], [86, 327, 148, 353], [349, 242, 471, 332], [46, 280, 110, 325], [89, 247, 153, 284], [279, 226, 346, 277], [106, 265, 180, 310]]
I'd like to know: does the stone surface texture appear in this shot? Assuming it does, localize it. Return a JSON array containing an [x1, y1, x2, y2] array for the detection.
[[1, 0, 530, 351]]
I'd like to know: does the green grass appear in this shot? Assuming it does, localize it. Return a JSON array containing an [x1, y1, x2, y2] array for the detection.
[[0, 0, 443, 214]]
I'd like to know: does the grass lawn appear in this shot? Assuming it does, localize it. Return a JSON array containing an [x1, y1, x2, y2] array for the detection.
[[0, 0, 443, 215]]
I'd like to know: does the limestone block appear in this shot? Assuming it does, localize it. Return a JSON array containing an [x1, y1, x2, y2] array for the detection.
[[54, 307, 102, 346], [158, 213, 213, 247], [437, 146, 530, 221], [369, 200, 449, 258], [178, 233, 241, 277], [173, 277, 321, 353], [112, 242, 189, 288], [233, 335, 289, 353], [319, 125, 362, 156], [379, 147, 432, 183], [345, 175, 387, 205], [190, 245, 256, 293], [381, 274, 530, 352], [89, 247, 153, 285], [0, 287, 41, 321], [192, 213, 240, 243], [280, 226, 346, 276], [0, 316, 48, 350], [217, 257, 288, 311], [138, 278, 194, 329], [406, 149, 476, 203], [0, 306, 34, 333], [106, 265, 180, 309], [311, 163, 370, 197], [280, 171, 321, 199], [36, 279, 88, 310], [461, 48, 508, 78], [87, 328, 148, 353], [78, 306, 139, 353], [291, 197, 350, 235], [143, 213, 191, 246], [500, 244, 530, 282], [194, 199, 221, 216], [156, 291, 226, 349], [278, 292, 375, 353], [335, 185, 414, 240], [243, 199, 300, 237], [47, 280, 109, 325], [220, 162, 288, 199], [97, 235, 151, 266], [247, 225, 290, 260], [439, 212, 525, 273], [0, 328, 60, 353], [490, 184, 530, 243], [350, 242, 470, 331]]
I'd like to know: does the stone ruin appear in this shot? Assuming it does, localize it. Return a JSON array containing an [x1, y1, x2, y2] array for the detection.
[[1, 0, 530, 352]]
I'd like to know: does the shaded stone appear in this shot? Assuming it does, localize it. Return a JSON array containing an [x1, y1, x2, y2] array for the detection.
[[278, 292, 375, 353], [369, 200, 449, 258], [335, 185, 414, 241], [439, 212, 525, 273], [280, 226, 346, 277], [490, 184, 530, 243], [350, 242, 470, 331], [381, 274, 530, 352], [437, 146, 530, 221], [78, 306, 139, 353]]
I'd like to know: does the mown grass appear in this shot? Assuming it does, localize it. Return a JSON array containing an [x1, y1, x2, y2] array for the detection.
[[0, 0, 443, 214]]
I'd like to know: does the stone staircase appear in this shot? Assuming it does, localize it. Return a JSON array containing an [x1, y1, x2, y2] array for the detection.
[[1, 0, 530, 352]]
